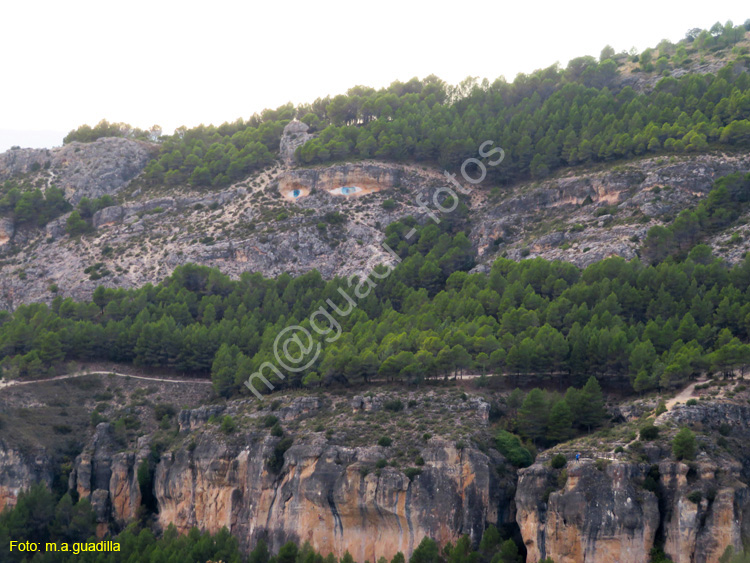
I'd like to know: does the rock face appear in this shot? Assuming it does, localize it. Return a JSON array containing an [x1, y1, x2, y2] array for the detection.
[[0, 216, 14, 247], [516, 401, 750, 563], [279, 162, 402, 195], [516, 461, 660, 563], [279, 120, 314, 165], [475, 153, 750, 268], [0, 160, 441, 310], [0, 137, 154, 204], [516, 456, 750, 563], [3, 395, 748, 563], [155, 435, 512, 561], [4, 152, 750, 310], [0, 441, 53, 511], [68, 423, 149, 531], [67, 411, 513, 561]]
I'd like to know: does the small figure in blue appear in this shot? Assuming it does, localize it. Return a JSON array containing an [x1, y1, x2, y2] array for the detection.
[[576, 452, 580, 462]]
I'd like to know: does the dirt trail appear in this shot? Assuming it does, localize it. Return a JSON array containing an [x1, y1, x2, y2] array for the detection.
[[665, 378, 705, 411], [0, 371, 211, 391]]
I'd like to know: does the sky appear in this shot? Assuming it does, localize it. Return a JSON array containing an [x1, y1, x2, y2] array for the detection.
[[0, 0, 748, 152]]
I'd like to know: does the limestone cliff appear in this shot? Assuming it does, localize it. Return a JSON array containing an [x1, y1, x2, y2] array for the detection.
[[516, 461, 661, 563], [9, 389, 750, 563], [0, 441, 53, 512], [516, 400, 750, 563], [67, 423, 149, 531], [66, 420, 513, 560], [154, 435, 511, 561]]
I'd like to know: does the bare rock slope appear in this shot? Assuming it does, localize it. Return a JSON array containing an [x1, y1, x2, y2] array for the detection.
[[1, 134, 750, 311]]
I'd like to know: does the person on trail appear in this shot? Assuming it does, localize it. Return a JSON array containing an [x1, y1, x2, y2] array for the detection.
[[576, 452, 580, 462]]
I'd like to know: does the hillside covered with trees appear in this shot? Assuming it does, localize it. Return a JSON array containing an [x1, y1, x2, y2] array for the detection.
[[4, 197, 750, 399], [59, 21, 750, 192]]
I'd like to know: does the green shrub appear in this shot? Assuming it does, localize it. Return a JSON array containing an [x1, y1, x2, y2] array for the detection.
[[404, 467, 422, 481], [90, 411, 106, 426], [262, 414, 279, 428], [375, 458, 387, 469], [643, 476, 658, 492], [267, 437, 293, 473], [270, 422, 284, 437], [378, 436, 392, 447], [642, 464, 660, 492], [220, 416, 236, 434], [673, 427, 697, 460], [686, 398, 698, 406], [550, 454, 567, 469], [687, 490, 702, 504], [324, 211, 346, 225], [640, 425, 659, 441], [154, 403, 176, 421], [495, 430, 533, 468], [384, 399, 404, 412], [719, 423, 731, 436]]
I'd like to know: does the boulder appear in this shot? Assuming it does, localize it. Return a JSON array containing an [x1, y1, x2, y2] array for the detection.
[[93, 206, 124, 228]]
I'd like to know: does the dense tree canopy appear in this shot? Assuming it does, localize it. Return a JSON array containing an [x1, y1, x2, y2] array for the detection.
[[60, 23, 749, 192], [4, 196, 750, 398]]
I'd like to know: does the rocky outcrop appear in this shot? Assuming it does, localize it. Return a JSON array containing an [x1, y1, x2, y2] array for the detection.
[[7, 151, 750, 309], [516, 401, 750, 563], [516, 456, 750, 563], [0, 441, 53, 511], [68, 406, 514, 561], [280, 121, 314, 165], [68, 423, 149, 531], [0, 216, 14, 247], [92, 206, 125, 229], [279, 162, 403, 195], [154, 435, 512, 561], [0, 137, 155, 204], [177, 405, 226, 432], [517, 461, 660, 563], [475, 153, 750, 268], [6, 393, 747, 563]]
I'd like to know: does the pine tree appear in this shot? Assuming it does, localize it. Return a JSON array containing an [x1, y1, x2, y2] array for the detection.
[[578, 376, 606, 431], [518, 388, 549, 443], [211, 343, 239, 398], [547, 399, 574, 443]]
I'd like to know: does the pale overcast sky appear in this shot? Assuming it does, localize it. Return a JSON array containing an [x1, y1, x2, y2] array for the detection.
[[0, 0, 747, 152]]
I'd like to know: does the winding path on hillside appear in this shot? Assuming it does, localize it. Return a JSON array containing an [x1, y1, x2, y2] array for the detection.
[[0, 370, 212, 391]]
